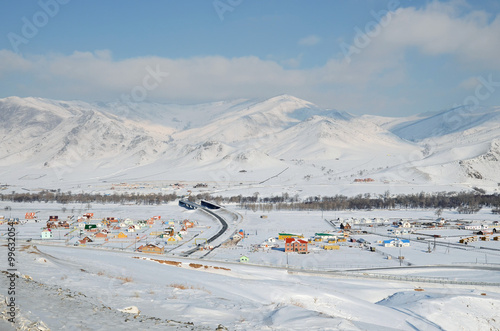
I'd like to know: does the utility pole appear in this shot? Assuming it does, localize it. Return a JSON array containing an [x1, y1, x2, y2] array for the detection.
[[399, 245, 402, 266]]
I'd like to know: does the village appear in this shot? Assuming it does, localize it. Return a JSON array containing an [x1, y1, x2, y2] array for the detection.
[[1, 209, 210, 256], [221, 214, 500, 266], [2, 201, 500, 330], [3, 202, 499, 269]]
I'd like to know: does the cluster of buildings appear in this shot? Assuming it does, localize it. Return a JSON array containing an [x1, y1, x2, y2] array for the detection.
[[353, 178, 375, 183], [254, 230, 353, 254], [38, 213, 197, 253]]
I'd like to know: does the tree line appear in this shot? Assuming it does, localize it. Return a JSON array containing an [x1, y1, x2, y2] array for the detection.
[[0, 190, 178, 205], [1, 190, 499, 214], [236, 191, 500, 214]]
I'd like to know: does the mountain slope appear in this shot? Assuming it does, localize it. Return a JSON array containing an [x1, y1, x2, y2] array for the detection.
[[0, 97, 171, 169], [385, 105, 500, 142], [1, 95, 500, 193]]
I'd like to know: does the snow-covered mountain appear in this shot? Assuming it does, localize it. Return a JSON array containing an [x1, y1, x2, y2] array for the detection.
[[0, 97, 172, 167], [1, 95, 500, 194]]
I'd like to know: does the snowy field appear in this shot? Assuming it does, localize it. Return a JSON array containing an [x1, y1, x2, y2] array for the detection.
[[1, 201, 500, 330]]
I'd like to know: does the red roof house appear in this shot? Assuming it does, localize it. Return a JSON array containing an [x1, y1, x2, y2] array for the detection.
[[285, 238, 308, 253]]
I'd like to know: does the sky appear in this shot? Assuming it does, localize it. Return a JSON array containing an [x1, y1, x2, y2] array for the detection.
[[1, 0, 500, 116]]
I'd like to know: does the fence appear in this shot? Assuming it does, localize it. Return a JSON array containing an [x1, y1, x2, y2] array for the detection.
[[288, 270, 500, 287]]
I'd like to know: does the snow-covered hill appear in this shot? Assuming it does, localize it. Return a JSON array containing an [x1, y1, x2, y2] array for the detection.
[[1, 95, 500, 194]]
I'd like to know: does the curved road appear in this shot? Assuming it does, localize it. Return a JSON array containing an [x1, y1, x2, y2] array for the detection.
[[178, 199, 229, 256]]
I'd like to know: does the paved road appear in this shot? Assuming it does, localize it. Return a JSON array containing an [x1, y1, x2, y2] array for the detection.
[[178, 200, 229, 257]]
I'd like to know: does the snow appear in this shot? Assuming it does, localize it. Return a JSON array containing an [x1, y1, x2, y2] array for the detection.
[[2, 94, 500, 329], [1, 201, 500, 329], [2, 95, 500, 195]]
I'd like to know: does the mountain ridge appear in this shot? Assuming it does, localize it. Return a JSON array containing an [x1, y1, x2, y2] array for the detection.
[[1, 95, 500, 194]]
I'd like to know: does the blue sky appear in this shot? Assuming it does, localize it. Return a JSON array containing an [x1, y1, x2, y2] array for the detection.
[[1, 0, 500, 116]]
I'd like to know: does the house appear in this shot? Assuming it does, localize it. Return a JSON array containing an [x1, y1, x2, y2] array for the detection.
[[147, 216, 161, 225], [314, 233, 336, 242], [463, 224, 487, 230], [79, 236, 93, 244], [323, 245, 340, 250], [137, 243, 164, 254], [41, 229, 53, 239], [94, 232, 107, 240], [183, 220, 194, 228], [84, 224, 97, 230], [239, 255, 249, 263], [278, 233, 303, 240], [340, 223, 351, 230], [383, 239, 410, 247], [459, 236, 477, 243], [164, 228, 174, 236], [232, 232, 243, 240], [401, 220, 412, 228], [117, 232, 128, 239], [46, 221, 57, 229], [127, 226, 135, 233], [166, 236, 177, 245], [285, 238, 308, 253]]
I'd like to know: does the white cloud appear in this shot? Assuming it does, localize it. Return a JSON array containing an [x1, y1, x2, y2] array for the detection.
[[458, 76, 479, 90], [1, 1, 500, 116], [298, 35, 321, 46], [281, 53, 303, 68], [0, 49, 32, 77], [0, 50, 310, 103], [374, 1, 500, 68]]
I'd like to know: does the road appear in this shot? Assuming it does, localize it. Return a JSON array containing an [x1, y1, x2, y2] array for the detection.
[[178, 199, 229, 257]]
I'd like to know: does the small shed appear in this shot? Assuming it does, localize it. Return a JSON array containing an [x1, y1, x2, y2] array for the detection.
[[41, 229, 53, 239], [239, 255, 249, 263]]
